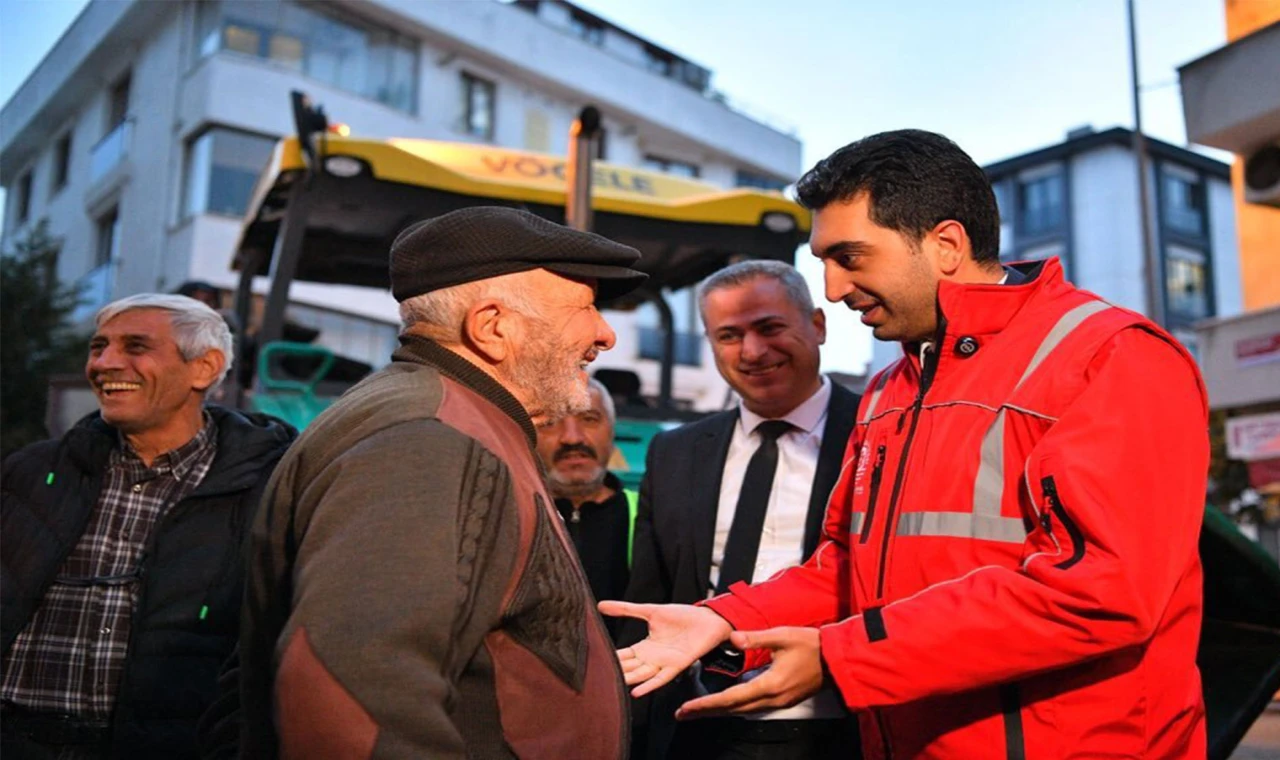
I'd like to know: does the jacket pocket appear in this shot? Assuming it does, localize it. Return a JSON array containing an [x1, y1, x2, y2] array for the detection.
[[1040, 476, 1086, 570], [859, 444, 887, 544], [999, 683, 1027, 760]]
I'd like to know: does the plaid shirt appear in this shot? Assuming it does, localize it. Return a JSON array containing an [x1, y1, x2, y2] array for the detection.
[[1, 416, 218, 718]]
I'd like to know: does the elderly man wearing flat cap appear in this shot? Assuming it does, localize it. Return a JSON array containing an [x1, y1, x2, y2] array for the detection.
[[236, 207, 646, 760]]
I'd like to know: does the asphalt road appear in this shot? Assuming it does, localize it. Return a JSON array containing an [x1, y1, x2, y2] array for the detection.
[[1234, 707, 1280, 759]]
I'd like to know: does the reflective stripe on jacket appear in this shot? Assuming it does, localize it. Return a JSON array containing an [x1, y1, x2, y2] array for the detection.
[[705, 258, 1209, 760]]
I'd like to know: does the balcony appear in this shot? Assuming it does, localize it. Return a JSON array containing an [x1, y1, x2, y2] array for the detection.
[[638, 326, 703, 366], [90, 120, 132, 184]]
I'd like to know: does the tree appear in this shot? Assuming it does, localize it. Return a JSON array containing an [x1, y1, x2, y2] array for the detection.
[[1, 220, 87, 460]]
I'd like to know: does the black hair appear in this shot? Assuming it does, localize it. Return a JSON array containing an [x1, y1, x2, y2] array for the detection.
[[795, 130, 1001, 264]]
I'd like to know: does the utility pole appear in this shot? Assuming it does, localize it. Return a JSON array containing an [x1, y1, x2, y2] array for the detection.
[[1128, 0, 1164, 327]]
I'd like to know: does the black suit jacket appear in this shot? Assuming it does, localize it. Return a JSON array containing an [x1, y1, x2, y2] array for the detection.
[[622, 383, 861, 758], [625, 382, 860, 611]]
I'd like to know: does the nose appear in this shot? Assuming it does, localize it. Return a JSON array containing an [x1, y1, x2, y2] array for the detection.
[[823, 260, 856, 304], [593, 311, 617, 352], [560, 416, 586, 444], [87, 342, 125, 374], [741, 330, 768, 362]]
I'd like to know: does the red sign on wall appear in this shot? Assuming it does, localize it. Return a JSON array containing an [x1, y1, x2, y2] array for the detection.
[[1236, 332, 1280, 368]]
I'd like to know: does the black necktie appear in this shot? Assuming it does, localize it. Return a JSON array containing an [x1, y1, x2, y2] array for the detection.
[[716, 420, 793, 594]]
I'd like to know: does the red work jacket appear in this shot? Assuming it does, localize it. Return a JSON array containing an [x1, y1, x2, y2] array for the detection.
[[706, 259, 1209, 759]]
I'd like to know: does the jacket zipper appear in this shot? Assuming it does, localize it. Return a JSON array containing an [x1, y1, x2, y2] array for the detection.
[[859, 445, 887, 544], [1041, 476, 1086, 569], [875, 709, 894, 759], [999, 683, 1027, 760], [874, 344, 939, 598]]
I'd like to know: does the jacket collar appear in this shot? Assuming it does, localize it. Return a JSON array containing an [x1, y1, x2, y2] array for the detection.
[[935, 258, 1057, 339], [899, 258, 1062, 372], [393, 333, 538, 448], [62, 406, 294, 496]]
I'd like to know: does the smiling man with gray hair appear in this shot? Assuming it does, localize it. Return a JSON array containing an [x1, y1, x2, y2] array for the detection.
[[1, 293, 296, 760]]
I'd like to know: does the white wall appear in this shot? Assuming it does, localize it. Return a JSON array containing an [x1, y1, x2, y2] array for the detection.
[[1068, 145, 1147, 312], [1208, 176, 1242, 319]]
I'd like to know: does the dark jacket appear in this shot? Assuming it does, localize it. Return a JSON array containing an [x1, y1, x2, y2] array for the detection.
[[622, 383, 860, 758], [624, 383, 861, 612], [1, 406, 295, 759], [555, 472, 632, 616]]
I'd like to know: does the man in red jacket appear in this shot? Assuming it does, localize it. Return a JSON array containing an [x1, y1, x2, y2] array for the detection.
[[601, 130, 1209, 759]]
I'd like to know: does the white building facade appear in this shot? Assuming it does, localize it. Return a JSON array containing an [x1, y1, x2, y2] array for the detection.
[[0, 0, 803, 411], [867, 127, 1241, 374]]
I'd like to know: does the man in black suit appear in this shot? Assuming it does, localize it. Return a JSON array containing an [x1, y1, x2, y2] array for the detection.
[[623, 260, 861, 759]]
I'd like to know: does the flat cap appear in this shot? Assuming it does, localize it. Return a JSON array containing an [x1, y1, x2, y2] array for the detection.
[[390, 207, 647, 303]]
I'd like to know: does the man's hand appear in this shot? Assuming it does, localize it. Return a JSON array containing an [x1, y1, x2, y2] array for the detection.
[[597, 601, 732, 698], [674, 627, 824, 720]]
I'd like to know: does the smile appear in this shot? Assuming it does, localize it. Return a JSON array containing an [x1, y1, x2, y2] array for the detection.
[[740, 361, 785, 377], [98, 381, 142, 394]]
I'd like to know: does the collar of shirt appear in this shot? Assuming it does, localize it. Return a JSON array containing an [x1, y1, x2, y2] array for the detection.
[[112, 411, 218, 480], [738, 375, 831, 439]]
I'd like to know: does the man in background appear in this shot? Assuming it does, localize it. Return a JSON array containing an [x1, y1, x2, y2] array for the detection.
[[537, 377, 636, 624], [623, 260, 861, 759]]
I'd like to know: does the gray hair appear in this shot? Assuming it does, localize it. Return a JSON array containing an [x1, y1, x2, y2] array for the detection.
[[95, 293, 234, 391], [696, 259, 815, 320], [399, 272, 542, 340], [587, 377, 615, 426]]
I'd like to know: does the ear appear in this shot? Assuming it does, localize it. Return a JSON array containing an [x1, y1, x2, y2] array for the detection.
[[460, 298, 514, 365], [190, 349, 226, 393], [931, 219, 970, 277], [811, 307, 827, 345]]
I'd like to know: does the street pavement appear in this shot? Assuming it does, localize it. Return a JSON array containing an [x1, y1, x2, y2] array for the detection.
[[1234, 707, 1280, 759]]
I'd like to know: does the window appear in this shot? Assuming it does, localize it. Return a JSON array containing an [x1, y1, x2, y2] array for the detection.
[[568, 12, 604, 45], [1162, 166, 1205, 236], [643, 154, 699, 179], [52, 133, 72, 193], [15, 171, 32, 224], [195, 1, 418, 113], [643, 46, 674, 77], [1165, 244, 1209, 321], [95, 206, 120, 268], [735, 169, 787, 192], [1018, 172, 1065, 236], [462, 73, 495, 140], [92, 73, 133, 182], [183, 127, 277, 218], [107, 75, 130, 131]]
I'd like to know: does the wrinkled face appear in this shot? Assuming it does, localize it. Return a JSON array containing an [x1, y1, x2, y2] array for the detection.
[[703, 277, 825, 419], [503, 274, 617, 420], [536, 384, 614, 498], [86, 309, 214, 435], [810, 193, 939, 343]]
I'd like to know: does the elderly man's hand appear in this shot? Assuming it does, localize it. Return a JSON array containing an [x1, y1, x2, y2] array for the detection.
[[598, 601, 732, 698], [674, 627, 825, 720]]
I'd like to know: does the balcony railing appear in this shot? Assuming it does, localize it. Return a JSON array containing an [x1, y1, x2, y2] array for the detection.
[[90, 120, 133, 183], [71, 263, 114, 323], [638, 326, 703, 367]]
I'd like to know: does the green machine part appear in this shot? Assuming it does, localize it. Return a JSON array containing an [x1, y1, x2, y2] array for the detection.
[[610, 417, 672, 493], [250, 341, 338, 431]]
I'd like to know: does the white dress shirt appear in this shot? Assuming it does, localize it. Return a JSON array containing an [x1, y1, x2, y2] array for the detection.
[[700, 375, 845, 720]]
